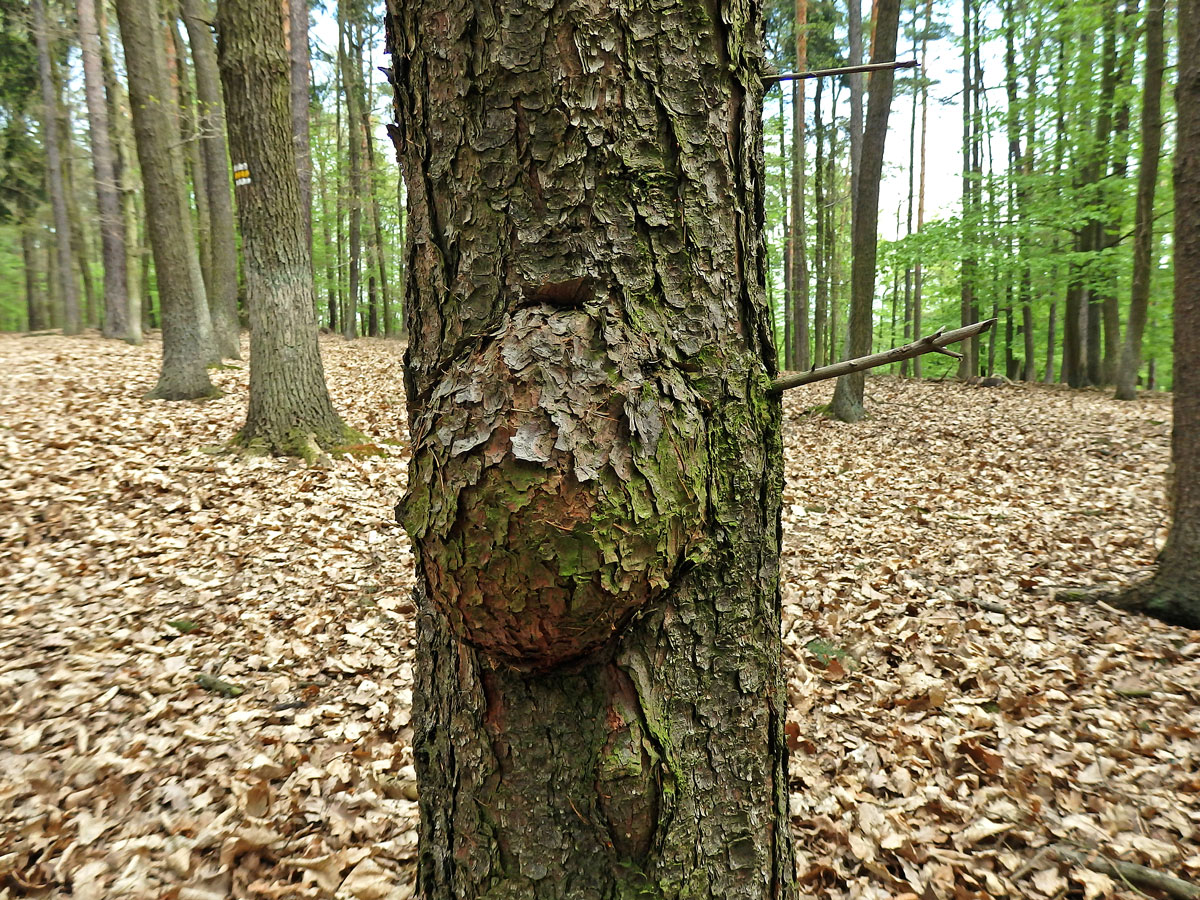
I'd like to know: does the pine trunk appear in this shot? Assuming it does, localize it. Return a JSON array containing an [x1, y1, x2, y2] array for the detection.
[[182, 0, 242, 359], [115, 0, 216, 399], [217, 0, 350, 456], [387, 1, 795, 895]]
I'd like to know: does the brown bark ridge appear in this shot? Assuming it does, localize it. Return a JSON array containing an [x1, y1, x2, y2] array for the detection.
[[217, 0, 353, 458], [115, 0, 216, 399], [32, 0, 81, 337], [182, 0, 242, 360], [1115, 0, 1164, 401], [77, 0, 131, 341], [830, 0, 901, 422], [1117, 0, 1200, 628], [387, 0, 794, 895]]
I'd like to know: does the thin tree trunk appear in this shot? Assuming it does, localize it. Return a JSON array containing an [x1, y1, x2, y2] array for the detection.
[[779, 91, 791, 366], [181, 0, 240, 358], [900, 0, 917, 377], [830, 0, 901, 422], [169, 15, 214, 298], [286, 0, 312, 252], [1116, 0, 1164, 400], [23, 227, 46, 331], [78, 0, 131, 340], [813, 79, 827, 368], [957, 0, 975, 378], [98, 0, 144, 344], [217, 0, 351, 456], [338, 0, 361, 339], [912, 0, 930, 378], [847, 0, 863, 208], [115, 0, 216, 398], [363, 99, 392, 338], [33, 0, 81, 336], [792, 0, 810, 371]]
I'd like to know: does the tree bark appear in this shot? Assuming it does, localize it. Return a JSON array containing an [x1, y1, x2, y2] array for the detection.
[[830, 0, 901, 422], [912, 0, 930, 378], [791, 0, 810, 371], [387, 0, 795, 895], [1116, 0, 1164, 401], [115, 0, 217, 399], [813, 78, 828, 368], [182, 0, 242, 359], [78, 0, 131, 340], [22, 227, 47, 332], [98, 0, 144, 344], [286, 0, 312, 252], [1108, 0, 1200, 627], [32, 0, 81, 336], [217, 0, 352, 456], [957, 0, 975, 379], [847, 0, 863, 207], [338, 0, 361, 339]]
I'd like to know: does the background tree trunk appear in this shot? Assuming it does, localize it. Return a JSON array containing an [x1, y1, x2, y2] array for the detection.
[[387, 0, 795, 895], [1116, 0, 1164, 400], [1114, 0, 1199, 627], [337, 0, 361, 339], [32, 0, 81, 336], [830, 0, 901, 422], [78, 0, 131, 341], [182, 0, 242, 359], [115, 0, 216, 399], [217, 0, 351, 456], [791, 0, 810, 371]]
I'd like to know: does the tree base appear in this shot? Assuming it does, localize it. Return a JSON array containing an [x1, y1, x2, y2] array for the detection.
[[231, 422, 366, 465], [145, 383, 222, 402], [1058, 573, 1200, 630]]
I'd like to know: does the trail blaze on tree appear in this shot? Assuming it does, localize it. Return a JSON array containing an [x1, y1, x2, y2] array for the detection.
[[387, 0, 796, 896]]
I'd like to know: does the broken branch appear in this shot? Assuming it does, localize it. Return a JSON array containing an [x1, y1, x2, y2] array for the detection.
[[768, 319, 997, 394], [764, 59, 919, 85], [1049, 844, 1200, 900]]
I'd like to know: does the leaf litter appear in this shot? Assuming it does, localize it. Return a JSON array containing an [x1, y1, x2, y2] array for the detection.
[[0, 334, 1196, 899]]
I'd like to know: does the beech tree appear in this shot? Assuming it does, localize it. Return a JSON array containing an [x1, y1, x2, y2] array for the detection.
[[217, 0, 354, 458], [115, 0, 216, 398], [388, 1, 795, 895]]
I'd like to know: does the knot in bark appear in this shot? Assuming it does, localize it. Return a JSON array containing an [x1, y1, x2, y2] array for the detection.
[[400, 304, 708, 669]]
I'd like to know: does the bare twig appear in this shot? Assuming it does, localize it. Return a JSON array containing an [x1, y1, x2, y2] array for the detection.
[[1049, 844, 1200, 900], [768, 319, 997, 394], [764, 59, 919, 85]]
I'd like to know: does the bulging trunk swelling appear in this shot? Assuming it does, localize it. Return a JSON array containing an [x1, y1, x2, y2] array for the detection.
[[114, 0, 216, 399], [387, 1, 795, 896], [217, 0, 350, 458]]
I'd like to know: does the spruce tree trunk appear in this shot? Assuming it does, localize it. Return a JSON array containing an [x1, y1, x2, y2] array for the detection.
[[32, 0, 81, 337], [182, 0, 242, 360], [78, 0, 131, 341], [1116, 0, 1164, 401], [115, 0, 217, 399], [830, 0, 901, 422], [217, 0, 352, 457], [387, 1, 795, 895]]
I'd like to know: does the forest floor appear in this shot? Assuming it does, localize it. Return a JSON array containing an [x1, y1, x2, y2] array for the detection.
[[0, 333, 1197, 900]]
